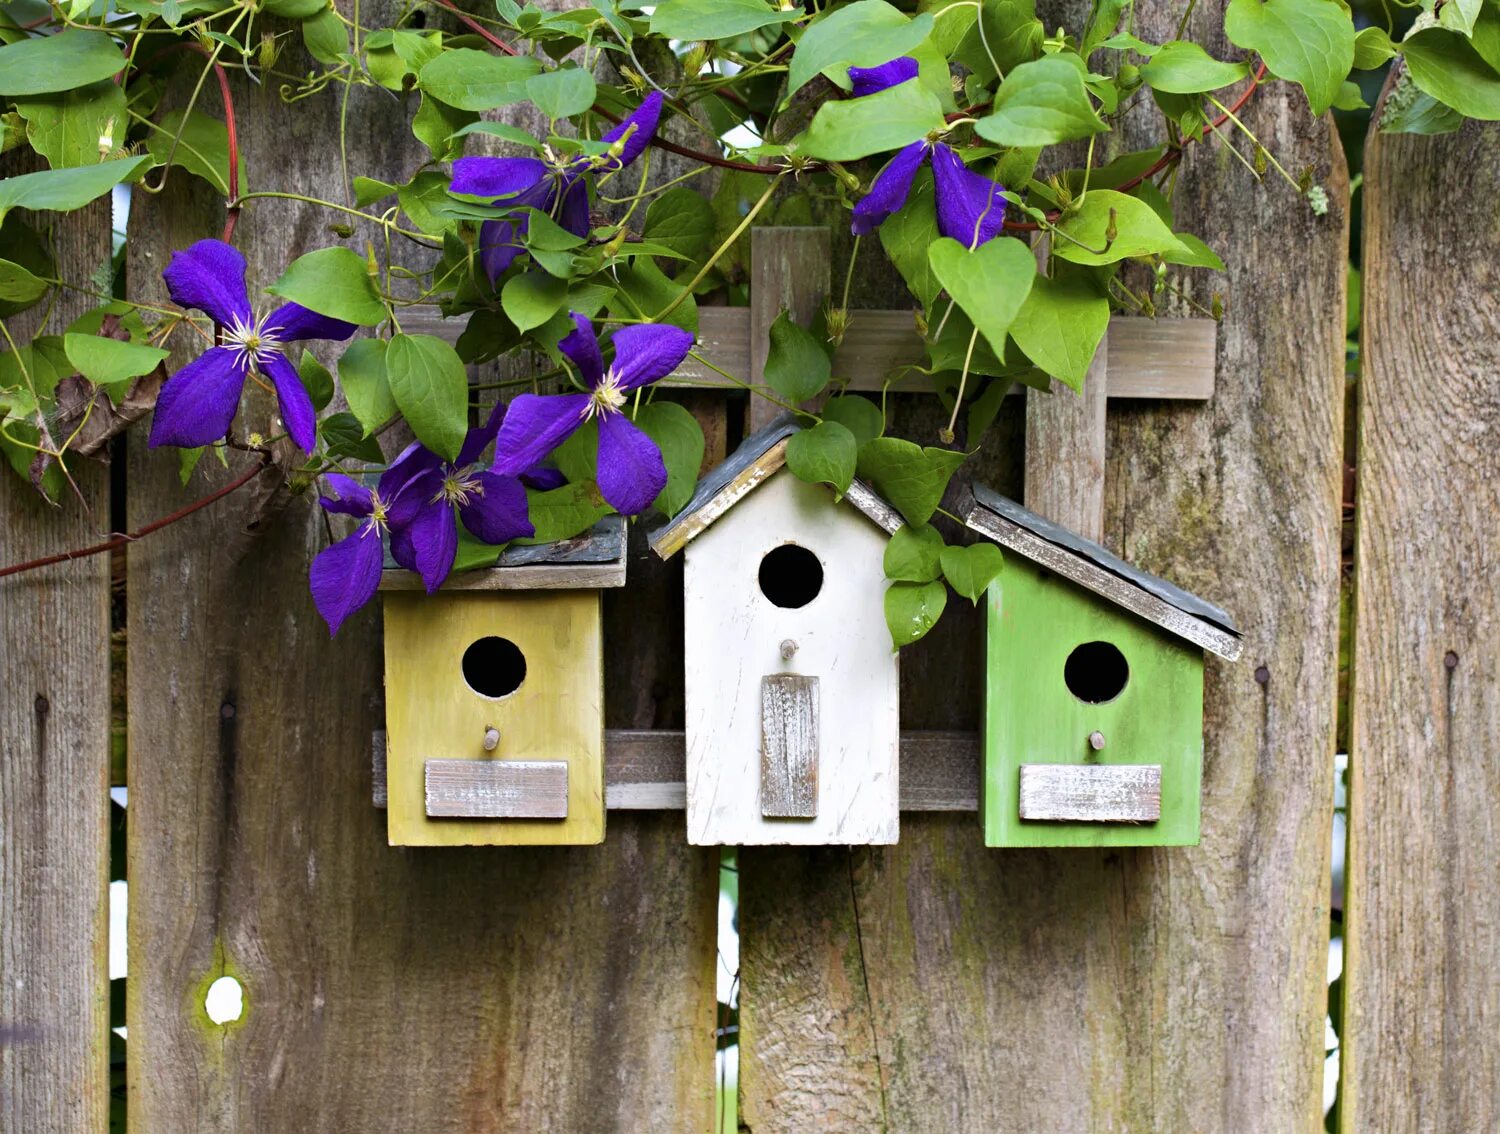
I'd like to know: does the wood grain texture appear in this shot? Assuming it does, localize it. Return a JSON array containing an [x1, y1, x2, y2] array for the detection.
[[749, 227, 831, 429], [1342, 104, 1500, 1133], [124, 15, 716, 1129], [760, 674, 819, 818], [425, 759, 569, 819], [1025, 349, 1108, 540], [741, 11, 1345, 1123], [0, 176, 112, 1134], [1018, 764, 1162, 823]]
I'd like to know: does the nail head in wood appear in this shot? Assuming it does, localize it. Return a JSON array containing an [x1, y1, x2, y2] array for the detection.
[[1018, 763, 1162, 823], [425, 759, 569, 820], [760, 674, 819, 819]]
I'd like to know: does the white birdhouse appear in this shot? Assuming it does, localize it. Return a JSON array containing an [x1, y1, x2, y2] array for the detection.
[[650, 418, 902, 846]]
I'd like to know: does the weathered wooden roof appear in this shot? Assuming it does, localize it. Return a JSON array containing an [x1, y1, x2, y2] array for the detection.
[[379, 516, 627, 591], [964, 484, 1242, 661], [648, 414, 901, 559]]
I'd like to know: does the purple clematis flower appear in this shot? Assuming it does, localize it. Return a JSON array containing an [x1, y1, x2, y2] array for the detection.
[[381, 402, 537, 594], [309, 458, 432, 636], [450, 91, 665, 282], [846, 58, 1007, 247], [150, 239, 358, 453], [491, 313, 693, 516]]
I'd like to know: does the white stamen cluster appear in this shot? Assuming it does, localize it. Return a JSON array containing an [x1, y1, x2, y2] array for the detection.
[[222, 312, 284, 371], [583, 367, 628, 421], [438, 473, 482, 508]]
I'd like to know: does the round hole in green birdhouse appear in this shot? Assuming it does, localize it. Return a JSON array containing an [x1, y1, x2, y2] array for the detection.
[[1063, 641, 1129, 704], [758, 543, 823, 609], [462, 636, 527, 699]]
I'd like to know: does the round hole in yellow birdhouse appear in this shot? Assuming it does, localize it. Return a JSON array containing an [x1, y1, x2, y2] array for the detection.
[[1063, 641, 1130, 704], [758, 543, 823, 609], [461, 636, 527, 699]]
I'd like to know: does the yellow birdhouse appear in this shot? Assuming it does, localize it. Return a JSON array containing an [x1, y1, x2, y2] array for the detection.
[[379, 519, 625, 847]]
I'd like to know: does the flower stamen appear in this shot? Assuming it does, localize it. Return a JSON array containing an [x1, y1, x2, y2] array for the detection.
[[223, 311, 283, 371], [583, 368, 628, 421]]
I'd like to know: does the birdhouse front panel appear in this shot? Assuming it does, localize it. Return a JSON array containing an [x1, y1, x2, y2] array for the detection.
[[983, 556, 1205, 848], [682, 470, 899, 846], [383, 590, 605, 847]]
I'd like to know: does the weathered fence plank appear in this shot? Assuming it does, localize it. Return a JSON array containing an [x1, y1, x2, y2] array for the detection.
[[739, 8, 1346, 1128], [1342, 103, 1500, 1133], [125, 20, 715, 1131], [0, 183, 113, 1134]]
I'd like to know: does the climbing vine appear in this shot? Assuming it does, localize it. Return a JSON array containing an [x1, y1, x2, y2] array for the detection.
[[0, 0, 1490, 642]]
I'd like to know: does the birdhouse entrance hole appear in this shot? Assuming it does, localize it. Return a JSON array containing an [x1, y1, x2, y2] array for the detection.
[[462, 636, 527, 699], [1063, 641, 1129, 704], [758, 544, 823, 609]]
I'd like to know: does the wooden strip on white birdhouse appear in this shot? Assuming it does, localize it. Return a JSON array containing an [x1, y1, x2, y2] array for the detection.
[[424, 759, 569, 819], [1018, 764, 1162, 823], [761, 675, 819, 818]]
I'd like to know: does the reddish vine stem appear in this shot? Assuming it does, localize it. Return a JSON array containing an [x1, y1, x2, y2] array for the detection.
[[0, 458, 268, 581]]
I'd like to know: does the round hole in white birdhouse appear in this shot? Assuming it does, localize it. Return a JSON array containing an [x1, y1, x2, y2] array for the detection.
[[462, 636, 527, 699], [1064, 641, 1129, 704], [758, 543, 823, 609]]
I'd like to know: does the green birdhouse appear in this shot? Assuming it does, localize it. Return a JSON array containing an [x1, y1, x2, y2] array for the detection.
[[964, 486, 1242, 848]]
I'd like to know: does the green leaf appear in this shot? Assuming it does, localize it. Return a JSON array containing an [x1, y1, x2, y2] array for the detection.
[[644, 188, 716, 261], [884, 579, 947, 647], [1161, 232, 1224, 269], [521, 481, 612, 543], [417, 49, 541, 111], [268, 247, 386, 326], [1331, 79, 1366, 111], [318, 411, 386, 462], [883, 520, 944, 582], [0, 156, 151, 224], [1402, 27, 1500, 120], [1138, 40, 1249, 93], [0, 257, 48, 307], [521, 207, 585, 250], [974, 57, 1107, 147], [412, 94, 476, 163], [337, 338, 395, 434], [953, 0, 1045, 84], [1378, 71, 1462, 135], [297, 348, 334, 412], [926, 236, 1036, 357], [763, 310, 831, 404], [62, 334, 168, 387], [386, 333, 470, 462], [608, 258, 698, 334], [786, 0, 935, 99], [0, 31, 123, 96], [1352, 25, 1395, 69], [1009, 269, 1108, 391], [821, 394, 884, 445], [398, 170, 452, 235], [449, 121, 545, 149], [1052, 189, 1185, 264], [302, 7, 348, 65], [526, 66, 597, 119], [353, 177, 397, 207], [855, 436, 965, 525], [797, 80, 945, 161], [634, 401, 705, 515], [262, 0, 327, 16], [146, 109, 236, 195], [13, 81, 126, 170], [878, 167, 942, 308], [939, 542, 1003, 602], [1223, 0, 1355, 115], [502, 270, 568, 332], [648, 0, 800, 41], [785, 420, 857, 497]]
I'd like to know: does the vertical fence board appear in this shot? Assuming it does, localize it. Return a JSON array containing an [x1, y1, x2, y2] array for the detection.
[[0, 192, 112, 1133], [125, 19, 715, 1131], [1342, 108, 1500, 1132], [740, 13, 1345, 1129]]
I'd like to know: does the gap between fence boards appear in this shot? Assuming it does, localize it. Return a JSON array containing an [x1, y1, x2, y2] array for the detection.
[[373, 729, 979, 811]]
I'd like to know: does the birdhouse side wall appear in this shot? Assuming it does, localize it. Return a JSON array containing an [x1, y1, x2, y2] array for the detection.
[[682, 471, 899, 845], [983, 557, 1204, 847]]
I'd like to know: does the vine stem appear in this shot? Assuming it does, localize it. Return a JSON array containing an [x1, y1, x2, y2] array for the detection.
[[0, 457, 268, 581]]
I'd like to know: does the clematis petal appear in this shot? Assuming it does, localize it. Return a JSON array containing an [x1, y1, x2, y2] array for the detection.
[[596, 412, 667, 516], [930, 142, 1007, 248], [478, 217, 528, 283], [309, 525, 386, 637], [450, 156, 548, 200], [491, 392, 590, 476], [457, 400, 507, 468], [162, 239, 253, 327], [608, 322, 695, 390], [261, 351, 318, 453], [265, 301, 359, 344], [148, 345, 249, 449], [380, 440, 439, 498], [851, 141, 928, 236], [459, 471, 535, 544], [318, 472, 373, 517], [384, 467, 442, 530], [601, 90, 664, 170], [521, 464, 566, 490], [558, 313, 605, 387], [556, 175, 590, 237], [848, 57, 920, 97], [390, 497, 458, 594]]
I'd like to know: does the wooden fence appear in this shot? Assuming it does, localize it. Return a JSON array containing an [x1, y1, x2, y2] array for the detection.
[[1, 3, 1497, 1128]]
